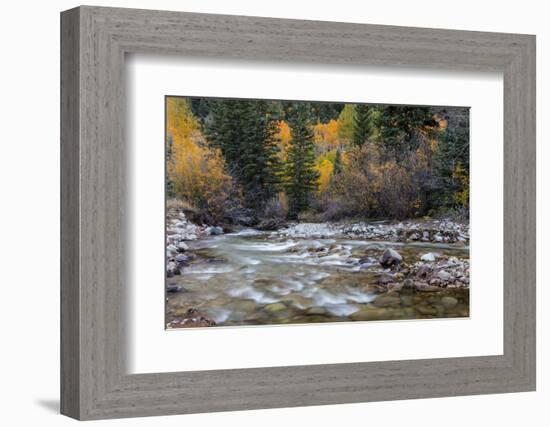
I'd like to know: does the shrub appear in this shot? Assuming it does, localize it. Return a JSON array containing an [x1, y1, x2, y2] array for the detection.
[[328, 143, 432, 219]]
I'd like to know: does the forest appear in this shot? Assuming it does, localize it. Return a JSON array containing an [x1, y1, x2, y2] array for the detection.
[[166, 97, 469, 229]]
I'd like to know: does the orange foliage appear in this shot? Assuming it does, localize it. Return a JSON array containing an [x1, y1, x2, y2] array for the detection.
[[166, 97, 232, 221], [314, 120, 339, 144]]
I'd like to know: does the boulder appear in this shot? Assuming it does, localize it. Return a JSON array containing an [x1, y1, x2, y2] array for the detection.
[[166, 283, 183, 293], [421, 252, 437, 262], [176, 241, 189, 252], [208, 226, 224, 235], [256, 218, 287, 231], [175, 254, 190, 264], [379, 249, 403, 268], [416, 264, 432, 278], [166, 261, 179, 277]]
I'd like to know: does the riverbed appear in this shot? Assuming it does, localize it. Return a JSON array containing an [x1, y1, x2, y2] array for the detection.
[[166, 226, 469, 328]]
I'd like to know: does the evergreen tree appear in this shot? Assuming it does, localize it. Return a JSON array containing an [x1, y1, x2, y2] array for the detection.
[[352, 104, 372, 147], [433, 108, 470, 209], [376, 105, 437, 158], [204, 99, 282, 210], [204, 99, 244, 175], [284, 103, 319, 219], [239, 101, 282, 207]]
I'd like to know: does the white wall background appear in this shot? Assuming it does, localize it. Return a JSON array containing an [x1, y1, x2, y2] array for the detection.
[[0, 0, 547, 425]]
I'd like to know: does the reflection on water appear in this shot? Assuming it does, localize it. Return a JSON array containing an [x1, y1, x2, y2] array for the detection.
[[166, 228, 469, 327]]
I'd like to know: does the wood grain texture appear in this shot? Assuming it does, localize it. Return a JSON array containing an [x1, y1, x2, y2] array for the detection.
[[60, 7, 80, 419], [60, 5, 536, 420]]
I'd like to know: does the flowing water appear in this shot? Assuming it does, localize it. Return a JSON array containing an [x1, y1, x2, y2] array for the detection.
[[166, 228, 469, 327]]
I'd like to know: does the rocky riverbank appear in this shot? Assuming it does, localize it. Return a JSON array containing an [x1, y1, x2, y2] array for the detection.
[[166, 211, 224, 278], [272, 219, 469, 244]]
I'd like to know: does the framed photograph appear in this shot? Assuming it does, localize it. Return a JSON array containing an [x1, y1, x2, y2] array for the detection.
[[61, 6, 536, 420]]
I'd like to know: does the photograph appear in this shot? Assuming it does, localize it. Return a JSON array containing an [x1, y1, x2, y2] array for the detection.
[[165, 96, 470, 328]]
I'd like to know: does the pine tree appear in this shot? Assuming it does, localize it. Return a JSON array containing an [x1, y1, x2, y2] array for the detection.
[[433, 108, 470, 209], [352, 104, 372, 147], [204, 100, 244, 175], [204, 99, 282, 210], [376, 105, 437, 158], [239, 100, 282, 207], [284, 103, 319, 219]]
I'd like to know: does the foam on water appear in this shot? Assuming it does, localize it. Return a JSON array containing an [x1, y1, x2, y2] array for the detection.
[[227, 286, 278, 304], [312, 289, 348, 306], [233, 241, 296, 252], [228, 228, 262, 237], [325, 304, 359, 317], [203, 307, 232, 323], [345, 288, 377, 303]]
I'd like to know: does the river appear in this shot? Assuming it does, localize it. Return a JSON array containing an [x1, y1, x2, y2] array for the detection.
[[166, 228, 469, 327]]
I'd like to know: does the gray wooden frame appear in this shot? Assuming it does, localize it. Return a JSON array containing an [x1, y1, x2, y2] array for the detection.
[[61, 5, 536, 420]]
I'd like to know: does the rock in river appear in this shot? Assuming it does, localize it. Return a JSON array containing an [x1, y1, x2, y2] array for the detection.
[[209, 226, 224, 235], [177, 241, 189, 252], [166, 283, 184, 293], [166, 261, 179, 277], [379, 248, 402, 268], [175, 254, 191, 264], [264, 302, 286, 312], [373, 294, 401, 308], [441, 296, 458, 307], [421, 252, 437, 262]]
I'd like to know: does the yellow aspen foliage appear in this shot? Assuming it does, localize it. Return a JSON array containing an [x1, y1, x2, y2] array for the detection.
[[166, 97, 232, 221], [452, 162, 470, 208], [314, 120, 341, 152], [275, 120, 292, 160], [316, 158, 334, 193]]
